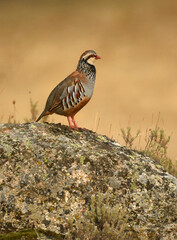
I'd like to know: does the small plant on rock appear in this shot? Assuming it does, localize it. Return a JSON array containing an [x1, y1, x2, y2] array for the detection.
[[120, 127, 141, 149], [65, 192, 133, 240], [144, 127, 177, 177]]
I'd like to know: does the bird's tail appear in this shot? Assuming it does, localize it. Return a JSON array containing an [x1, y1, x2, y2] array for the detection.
[[36, 110, 46, 122]]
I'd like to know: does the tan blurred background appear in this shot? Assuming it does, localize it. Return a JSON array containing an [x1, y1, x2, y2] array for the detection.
[[0, 0, 177, 161]]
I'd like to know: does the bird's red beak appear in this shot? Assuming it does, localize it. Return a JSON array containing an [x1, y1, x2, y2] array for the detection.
[[95, 55, 101, 59]]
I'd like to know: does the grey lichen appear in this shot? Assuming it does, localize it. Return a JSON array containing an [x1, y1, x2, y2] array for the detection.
[[0, 123, 177, 239]]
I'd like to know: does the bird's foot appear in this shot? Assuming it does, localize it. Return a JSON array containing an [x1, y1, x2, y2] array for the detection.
[[69, 125, 79, 131], [67, 116, 81, 131]]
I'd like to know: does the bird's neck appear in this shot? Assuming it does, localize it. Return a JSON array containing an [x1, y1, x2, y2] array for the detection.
[[77, 60, 96, 81]]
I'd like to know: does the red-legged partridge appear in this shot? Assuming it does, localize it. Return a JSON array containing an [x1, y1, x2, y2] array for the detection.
[[36, 50, 101, 129]]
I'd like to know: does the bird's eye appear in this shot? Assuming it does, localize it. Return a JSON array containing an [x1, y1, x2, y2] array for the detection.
[[86, 54, 96, 60]]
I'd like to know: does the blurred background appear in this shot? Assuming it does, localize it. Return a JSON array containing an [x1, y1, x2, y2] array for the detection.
[[0, 0, 177, 161]]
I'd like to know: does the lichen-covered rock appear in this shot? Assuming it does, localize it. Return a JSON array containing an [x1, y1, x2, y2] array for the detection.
[[0, 123, 177, 239]]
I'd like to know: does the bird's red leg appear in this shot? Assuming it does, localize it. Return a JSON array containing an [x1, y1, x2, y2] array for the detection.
[[67, 116, 74, 128], [67, 116, 78, 130], [71, 116, 79, 129]]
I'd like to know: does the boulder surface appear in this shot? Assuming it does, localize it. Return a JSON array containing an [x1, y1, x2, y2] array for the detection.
[[0, 123, 177, 239]]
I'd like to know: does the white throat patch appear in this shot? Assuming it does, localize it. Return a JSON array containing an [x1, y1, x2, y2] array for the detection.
[[87, 57, 96, 65]]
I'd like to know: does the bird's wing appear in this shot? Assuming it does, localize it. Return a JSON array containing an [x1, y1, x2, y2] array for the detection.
[[43, 71, 87, 114]]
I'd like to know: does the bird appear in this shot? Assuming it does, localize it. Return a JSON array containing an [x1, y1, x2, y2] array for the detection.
[[36, 50, 101, 129]]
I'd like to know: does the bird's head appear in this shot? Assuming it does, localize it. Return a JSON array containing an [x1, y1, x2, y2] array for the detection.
[[79, 50, 101, 66]]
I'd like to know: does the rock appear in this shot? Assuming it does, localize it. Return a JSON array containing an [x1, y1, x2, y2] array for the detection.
[[0, 123, 177, 239]]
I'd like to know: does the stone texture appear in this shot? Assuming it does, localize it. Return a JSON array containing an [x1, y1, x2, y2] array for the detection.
[[0, 123, 177, 239]]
